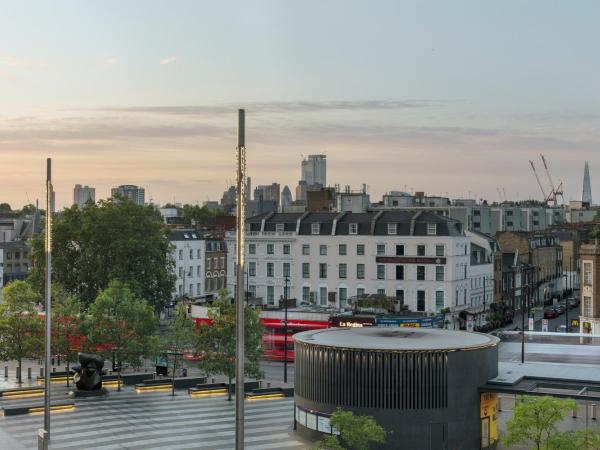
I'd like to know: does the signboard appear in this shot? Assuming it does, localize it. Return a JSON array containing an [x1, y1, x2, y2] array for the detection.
[[306, 412, 317, 431], [295, 407, 307, 427], [376, 315, 444, 328], [528, 318, 534, 331], [542, 319, 548, 332], [317, 416, 332, 434], [480, 393, 499, 447], [571, 318, 580, 328], [376, 256, 446, 265]]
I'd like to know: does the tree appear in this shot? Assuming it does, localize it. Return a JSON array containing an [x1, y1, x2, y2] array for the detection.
[[29, 197, 175, 310], [51, 285, 83, 387], [503, 395, 577, 450], [0, 203, 11, 213], [87, 280, 159, 390], [21, 204, 37, 215], [163, 304, 195, 396], [182, 204, 220, 226], [0, 281, 43, 383], [193, 290, 264, 401], [312, 409, 386, 450]]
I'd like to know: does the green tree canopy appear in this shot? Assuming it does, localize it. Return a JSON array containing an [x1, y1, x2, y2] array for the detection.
[[0, 281, 43, 383], [163, 304, 196, 395], [0, 202, 11, 213], [193, 291, 264, 400], [182, 204, 220, 226], [29, 197, 175, 310], [312, 409, 386, 450], [503, 395, 577, 450], [51, 284, 83, 387], [87, 280, 159, 390]]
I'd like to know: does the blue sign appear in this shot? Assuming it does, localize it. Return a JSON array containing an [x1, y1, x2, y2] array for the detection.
[[376, 315, 444, 328]]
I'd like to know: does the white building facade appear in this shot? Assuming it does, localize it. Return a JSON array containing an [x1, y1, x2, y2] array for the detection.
[[226, 211, 492, 316], [170, 230, 205, 300]]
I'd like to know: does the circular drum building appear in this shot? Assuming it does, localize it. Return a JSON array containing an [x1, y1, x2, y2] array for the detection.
[[294, 327, 499, 450]]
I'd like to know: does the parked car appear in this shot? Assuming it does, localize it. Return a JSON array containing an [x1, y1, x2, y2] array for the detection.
[[544, 308, 559, 319], [554, 305, 566, 315]]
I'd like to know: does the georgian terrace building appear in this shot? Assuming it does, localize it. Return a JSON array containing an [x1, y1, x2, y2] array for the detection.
[[225, 211, 494, 316]]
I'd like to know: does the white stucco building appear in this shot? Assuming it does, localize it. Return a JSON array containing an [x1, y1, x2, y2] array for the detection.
[[226, 211, 494, 316]]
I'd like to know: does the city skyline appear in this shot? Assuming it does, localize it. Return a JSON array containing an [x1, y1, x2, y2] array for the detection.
[[1, 1, 600, 208]]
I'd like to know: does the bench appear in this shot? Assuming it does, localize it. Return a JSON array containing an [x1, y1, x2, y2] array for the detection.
[[245, 387, 294, 401], [188, 381, 260, 397], [135, 376, 206, 392], [2, 401, 74, 417], [0, 386, 45, 399]]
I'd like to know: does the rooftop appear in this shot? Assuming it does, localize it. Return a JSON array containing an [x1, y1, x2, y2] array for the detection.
[[294, 327, 499, 351]]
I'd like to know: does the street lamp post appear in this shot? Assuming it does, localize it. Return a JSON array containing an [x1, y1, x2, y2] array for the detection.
[[284, 276, 289, 384], [521, 269, 526, 364]]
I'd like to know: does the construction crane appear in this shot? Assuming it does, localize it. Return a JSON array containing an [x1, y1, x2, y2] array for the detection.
[[539, 153, 564, 206], [529, 160, 547, 200]]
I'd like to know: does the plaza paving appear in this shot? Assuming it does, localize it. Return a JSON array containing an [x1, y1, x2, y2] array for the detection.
[[0, 385, 308, 450]]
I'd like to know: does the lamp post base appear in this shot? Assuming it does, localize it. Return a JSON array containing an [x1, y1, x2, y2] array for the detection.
[[37, 429, 48, 450]]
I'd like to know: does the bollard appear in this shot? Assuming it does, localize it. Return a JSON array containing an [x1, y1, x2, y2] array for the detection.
[[16, 367, 20, 381], [40, 367, 44, 377], [28, 367, 32, 379], [592, 404, 597, 420], [572, 406, 578, 418], [52, 367, 56, 374], [211, 377, 215, 383], [4, 366, 7, 378], [498, 396, 502, 412], [267, 382, 271, 388]]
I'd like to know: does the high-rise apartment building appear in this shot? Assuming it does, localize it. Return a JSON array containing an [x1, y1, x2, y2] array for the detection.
[[280, 186, 293, 211], [111, 185, 145, 205], [301, 154, 326, 187], [73, 184, 96, 208], [254, 183, 281, 206]]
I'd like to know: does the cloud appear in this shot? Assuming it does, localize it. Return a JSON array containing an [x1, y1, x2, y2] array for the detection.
[[0, 57, 47, 69], [159, 56, 177, 65], [97, 57, 118, 67]]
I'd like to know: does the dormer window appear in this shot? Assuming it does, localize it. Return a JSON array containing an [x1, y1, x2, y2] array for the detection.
[[276, 223, 284, 232], [311, 223, 320, 235], [349, 223, 358, 235], [387, 223, 397, 235], [427, 224, 437, 235]]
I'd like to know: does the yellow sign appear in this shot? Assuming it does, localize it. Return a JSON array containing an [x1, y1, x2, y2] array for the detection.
[[480, 393, 498, 447], [400, 323, 420, 328], [571, 319, 580, 328]]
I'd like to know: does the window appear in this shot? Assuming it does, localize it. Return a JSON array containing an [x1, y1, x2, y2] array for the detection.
[[178, 249, 183, 260], [178, 285, 182, 295], [267, 244, 274, 255], [584, 262, 592, 286], [377, 288, 385, 295], [283, 262, 291, 278], [220, 257, 224, 268], [339, 288, 347, 307], [427, 224, 437, 235], [349, 223, 358, 235], [197, 249, 201, 258], [339, 263, 347, 279], [319, 287, 327, 305], [267, 262, 274, 277], [436, 266, 445, 281], [320, 245, 327, 256], [435, 245, 445, 257], [283, 244, 290, 255], [417, 245, 425, 256], [357, 244, 365, 255], [435, 291, 444, 312], [249, 244, 256, 254], [396, 289, 404, 306], [319, 263, 327, 278], [178, 267, 183, 277], [302, 244, 310, 255], [197, 266, 201, 276], [387, 223, 397, 235], [338, 244, 347, 255], [357, 264, 365, 279], [396, 265, 404, 280], [207, 258, 211, 270], [584, 296, 592, 316], [377, 264, 385, 280], [189, 284, 194, 295], [302, 287, 310, 302], [377, 244, 385, 256], [417, 265, 425, 281], [396, 245, 404, 256], [417, 290, 426, 311], [197, 283, 201, 293], [249, 285, 256, 298], [248, 262, 256, 277], [302, 263, 310, 278], [311, 223, 320, 235], [267, 286, 275, 305], [357, 287, 365, 297], [189, 249, 194, 259], [276, 223, 284, 232]]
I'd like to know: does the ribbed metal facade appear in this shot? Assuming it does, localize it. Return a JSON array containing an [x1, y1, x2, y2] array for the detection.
[[295, 342, 448, 410]]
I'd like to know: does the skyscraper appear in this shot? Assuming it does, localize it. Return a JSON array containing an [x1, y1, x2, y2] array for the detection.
[[583, 161, 592, 207], [301, 154, 327, 187], [73, 184, 96, 208], [280, 185, 293, 211], [111, 185, 145, 205]]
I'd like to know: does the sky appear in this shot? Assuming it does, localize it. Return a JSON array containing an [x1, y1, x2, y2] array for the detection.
[[1, 0, 599, 209]]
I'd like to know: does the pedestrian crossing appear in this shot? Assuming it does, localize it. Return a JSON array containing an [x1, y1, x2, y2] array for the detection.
[[0, 388, 308, 449]]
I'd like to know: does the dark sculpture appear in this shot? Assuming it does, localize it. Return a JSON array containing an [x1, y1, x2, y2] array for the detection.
[[73, 353, 104, 391]]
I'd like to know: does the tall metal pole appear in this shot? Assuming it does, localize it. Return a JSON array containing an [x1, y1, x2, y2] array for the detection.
[[284, 276, 289, 383], [43, 158, 53, 446], [235, 109, 247, 450]]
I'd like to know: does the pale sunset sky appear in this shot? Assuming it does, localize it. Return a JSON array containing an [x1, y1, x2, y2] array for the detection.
[[1, 0, 599, 209]]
